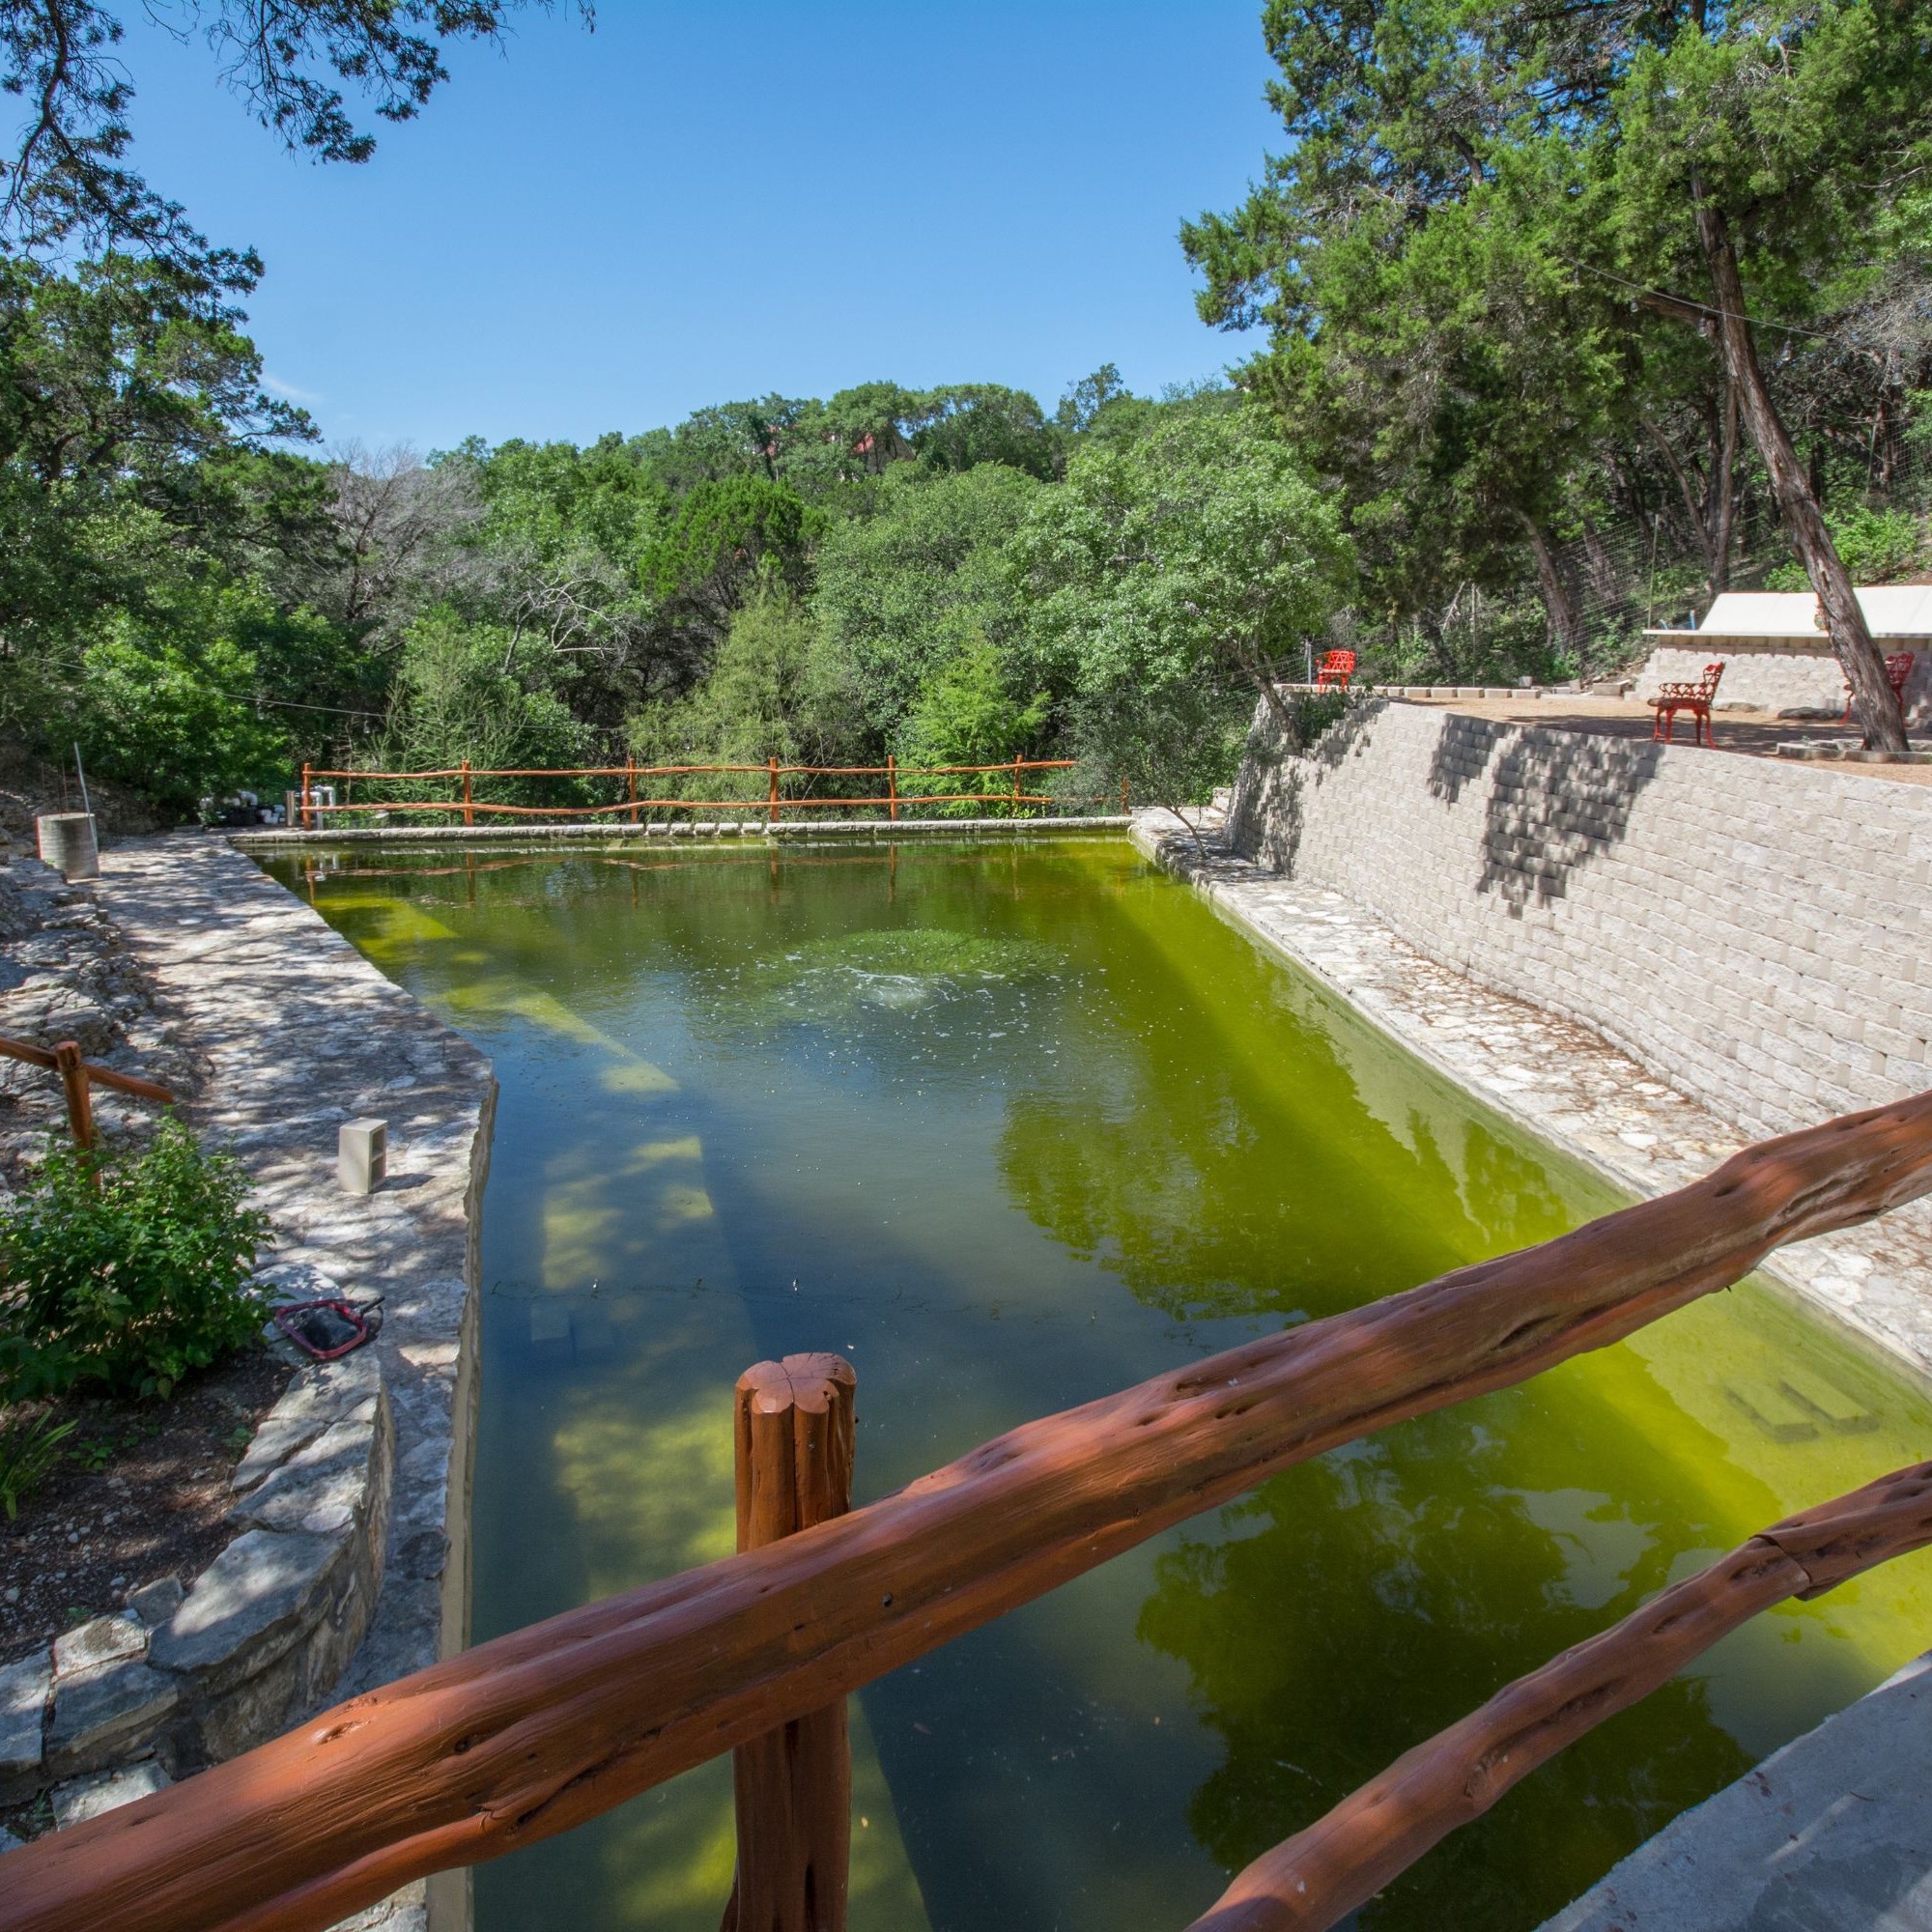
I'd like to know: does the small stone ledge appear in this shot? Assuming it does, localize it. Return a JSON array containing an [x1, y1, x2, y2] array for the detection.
[[230, 815, 1130, 848]]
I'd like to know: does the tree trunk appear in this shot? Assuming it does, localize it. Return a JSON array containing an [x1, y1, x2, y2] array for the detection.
[[1709, 377, 1739, 597], [1520, 516, 1585, 662], [1690, 187, 1906, 751]]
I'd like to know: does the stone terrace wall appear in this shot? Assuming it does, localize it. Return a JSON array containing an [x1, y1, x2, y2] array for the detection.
[[1227, 699, 1932, 1140]]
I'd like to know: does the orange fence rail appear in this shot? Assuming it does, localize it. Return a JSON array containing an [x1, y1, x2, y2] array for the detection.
[[294, 758, 1127, 829], [3, 1093, 1930, 1931]]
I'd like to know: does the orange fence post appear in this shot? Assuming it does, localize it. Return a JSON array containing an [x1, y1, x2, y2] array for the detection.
[[721, 1355, 856, 1932], [887, 753, 898, 822], [461, 760, 474, 829], [767, 756, 781, 828], [627, 755, 639, 824], [299, 763, 313, 831], [51, 1041, 95, 1153], [1010, 756, 1021, 817]]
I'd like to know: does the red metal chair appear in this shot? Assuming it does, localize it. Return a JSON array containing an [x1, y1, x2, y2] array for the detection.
[[1315, 649, 1356, 691], [1840, 651, 1917, 724], [1651, 661, 1724, 747]]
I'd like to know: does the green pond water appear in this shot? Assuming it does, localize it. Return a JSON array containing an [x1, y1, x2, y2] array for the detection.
[[263, 837, 1932, 1932]]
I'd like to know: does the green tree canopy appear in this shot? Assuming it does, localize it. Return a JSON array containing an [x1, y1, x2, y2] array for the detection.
[[813, 462, 1046, 742], [1185, 0, 1932, 744]]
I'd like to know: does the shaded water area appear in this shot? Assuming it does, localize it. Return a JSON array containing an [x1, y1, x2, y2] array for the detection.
[[262, 837, 1932, 1932]]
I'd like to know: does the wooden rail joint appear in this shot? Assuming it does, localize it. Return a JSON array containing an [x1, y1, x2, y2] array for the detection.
[[0, 1033, 176, 1153]]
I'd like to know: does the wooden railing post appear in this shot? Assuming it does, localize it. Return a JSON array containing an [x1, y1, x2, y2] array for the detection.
[[722, 1354, 856, 1932], [51, 1041, 95, 1153], [768, 756, 781, 828], [1010, 755, 1021, 817], [627, 754, 638, 824], [887, 753, 897, 822], [461, 760, 474, 829], [299, 763, 313, 831]]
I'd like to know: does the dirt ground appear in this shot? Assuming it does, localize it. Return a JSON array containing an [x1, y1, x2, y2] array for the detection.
[[0, 1347, 296, 1668], [1399, 693, 1932, 786]]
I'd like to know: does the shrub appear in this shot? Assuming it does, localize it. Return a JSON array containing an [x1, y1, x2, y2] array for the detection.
[[0, 1118, 273, 1401]]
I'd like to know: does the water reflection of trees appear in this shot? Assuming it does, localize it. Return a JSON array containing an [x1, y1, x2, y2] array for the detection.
[[1138, 1419, 1755, 1930], [993, 952, 1582, 1328]]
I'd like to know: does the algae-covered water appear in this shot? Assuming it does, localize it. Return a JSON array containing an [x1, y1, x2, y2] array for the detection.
[[263, 837, 1932, 1932]]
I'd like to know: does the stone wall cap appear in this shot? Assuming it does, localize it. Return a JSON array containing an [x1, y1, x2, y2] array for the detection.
[[150, 1527, 351, 1689]]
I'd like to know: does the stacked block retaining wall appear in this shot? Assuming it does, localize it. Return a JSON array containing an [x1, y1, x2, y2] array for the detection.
[[1227, 698, 1932, 1140]]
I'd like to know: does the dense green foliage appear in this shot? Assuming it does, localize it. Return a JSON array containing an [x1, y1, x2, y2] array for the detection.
[[0, 1118, 273, 1402], [0, 299, 1356, 815], [1183, 0, 1932, 684]]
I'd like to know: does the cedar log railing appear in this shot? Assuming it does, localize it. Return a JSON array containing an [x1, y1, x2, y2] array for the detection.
[[295, 758, 1126, 827], [3, 1092, 1931, 1932]]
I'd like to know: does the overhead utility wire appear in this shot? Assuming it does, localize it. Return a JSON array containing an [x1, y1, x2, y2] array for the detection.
[[1556, 252, 1834, 341]]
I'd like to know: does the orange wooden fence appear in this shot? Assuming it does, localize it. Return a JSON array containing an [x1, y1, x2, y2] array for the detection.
[[296, 758, 1127, 828], [2, 1092, 1930, 1932]]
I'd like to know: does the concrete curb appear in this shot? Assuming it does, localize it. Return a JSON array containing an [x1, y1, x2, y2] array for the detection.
[[229, 817, 1131, 849]]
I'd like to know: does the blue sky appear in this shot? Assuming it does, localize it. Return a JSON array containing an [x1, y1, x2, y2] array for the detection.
[[120, 3, 1282, 452]]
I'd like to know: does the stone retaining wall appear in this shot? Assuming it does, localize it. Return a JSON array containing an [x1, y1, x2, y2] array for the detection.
[[1634, 641, 1931, 724], [1, 1349, 393, 1816], [1227, 698, 1932, 1142], [0, 838, 497, 1931]]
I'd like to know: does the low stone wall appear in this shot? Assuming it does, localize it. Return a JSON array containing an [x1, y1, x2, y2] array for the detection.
[[1, 1350, 392, 1816], [1228, 698, 1931, 1146], [1634, 640, 1930, 724]]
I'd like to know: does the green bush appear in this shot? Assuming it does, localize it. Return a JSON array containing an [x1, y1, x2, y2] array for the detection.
[[1765, 506, 1923, 590], [0, 1118, 273, 1402]]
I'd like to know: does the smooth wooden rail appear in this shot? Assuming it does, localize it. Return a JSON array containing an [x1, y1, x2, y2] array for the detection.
[[0, 1033, 176, 1151], [1184, 1458, 1932, 1931], [2, 1092, 1929, 1932]]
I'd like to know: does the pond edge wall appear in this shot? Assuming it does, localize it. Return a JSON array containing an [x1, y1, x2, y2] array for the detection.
[[90, 838, 498, 1932], [1226, 697, 1932, 1144]]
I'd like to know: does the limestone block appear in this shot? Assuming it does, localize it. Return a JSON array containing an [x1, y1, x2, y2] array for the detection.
[[51, 1757, 171, 1829], [52, 1612, 146, 1678], [229, 1385, 388, 1538], [233, 1350, 381, 1489], [0, 1648, 49, 1784], [45, 1659, 180, 1772], [150, 1527, 353, 1693], [126, 1576, 185, 1629]]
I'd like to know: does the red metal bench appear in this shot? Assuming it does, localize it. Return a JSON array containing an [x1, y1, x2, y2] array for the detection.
[[1651, 661, 1723, 747], [1840, 650, 1917, 724], [1315, 649, 1356, 691]]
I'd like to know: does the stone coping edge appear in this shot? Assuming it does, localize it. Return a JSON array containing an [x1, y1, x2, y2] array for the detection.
[[1536, 1647, 1932, 1930], [230, 817, 1130, 848]]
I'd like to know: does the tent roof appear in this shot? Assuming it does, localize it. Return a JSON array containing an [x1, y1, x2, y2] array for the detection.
[[1694, 586, 1932, 639]]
